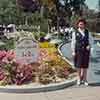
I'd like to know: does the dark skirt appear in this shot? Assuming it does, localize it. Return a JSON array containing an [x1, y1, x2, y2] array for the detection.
[[74, 49, 90, 68]]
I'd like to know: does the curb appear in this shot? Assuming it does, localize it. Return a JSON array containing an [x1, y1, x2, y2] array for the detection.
[[0, 78, 77, 93], [58, 42, 74, 68]]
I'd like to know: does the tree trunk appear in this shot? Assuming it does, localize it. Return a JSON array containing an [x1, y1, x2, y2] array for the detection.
[[25, 15, 28, 25]]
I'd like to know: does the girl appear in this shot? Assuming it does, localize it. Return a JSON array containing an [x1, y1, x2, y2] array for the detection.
[[71, 19, 91, 86]]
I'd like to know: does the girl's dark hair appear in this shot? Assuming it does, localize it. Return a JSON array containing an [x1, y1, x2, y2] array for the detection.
[[76, 18, 87, 26]]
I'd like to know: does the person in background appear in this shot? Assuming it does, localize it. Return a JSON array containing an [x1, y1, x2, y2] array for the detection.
[[64, 24, 70, 40], [71, 18, 92, 86], [60, 26, 64, 34]]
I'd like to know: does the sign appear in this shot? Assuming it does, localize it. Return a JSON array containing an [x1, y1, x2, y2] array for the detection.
[[15, 37, 38, 64]]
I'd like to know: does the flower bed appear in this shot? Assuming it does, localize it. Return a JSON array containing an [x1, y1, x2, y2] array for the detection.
[[0, 44, 76, 86], [0, 32, 76, 86], [37, 43, 76, 84]]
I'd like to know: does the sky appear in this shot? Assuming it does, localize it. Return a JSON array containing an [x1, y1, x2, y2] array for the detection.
[[86, 0, 98, 10]]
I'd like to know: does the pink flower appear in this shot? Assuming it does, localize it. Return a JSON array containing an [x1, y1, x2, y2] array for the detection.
[[2, 57, 9, 64], [6, 50, 15, 61], [0, 50, 7, 60], [0, 68, 6, 81], [12, 63, 33, 85]]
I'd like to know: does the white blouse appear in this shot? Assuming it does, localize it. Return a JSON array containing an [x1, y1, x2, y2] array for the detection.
[[71, 28, 93, 52]]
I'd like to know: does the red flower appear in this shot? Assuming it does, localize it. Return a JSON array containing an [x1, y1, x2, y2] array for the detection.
[[0, 68, 6, 81], [0, 50, 7, 60], [12, 64, 33, 85]]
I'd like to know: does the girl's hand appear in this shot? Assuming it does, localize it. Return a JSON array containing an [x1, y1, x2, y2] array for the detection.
[[72, 52, 75, 56], [86, 45, 90, 51]]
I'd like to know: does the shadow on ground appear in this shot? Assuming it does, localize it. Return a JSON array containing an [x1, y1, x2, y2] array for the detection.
[[89, 82, 100, 86]]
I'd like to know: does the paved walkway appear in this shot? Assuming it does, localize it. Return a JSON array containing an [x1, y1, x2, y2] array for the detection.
[[0, 86, 100, 100]]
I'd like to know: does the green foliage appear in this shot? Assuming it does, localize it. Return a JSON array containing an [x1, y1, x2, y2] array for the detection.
[[32, 31, 46, 40], [0, 38, 15, 50], [0, 0, 40, 25], [0, 0, 86, 29]]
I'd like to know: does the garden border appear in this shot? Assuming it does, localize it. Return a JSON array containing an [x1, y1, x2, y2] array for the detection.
[[58, 42, 74, 67], [0, 78, 77, 93], [0, 42, 77, 93]]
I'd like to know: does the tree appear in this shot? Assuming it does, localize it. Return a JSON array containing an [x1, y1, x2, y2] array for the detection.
[[16, 0, 86, 22], [99, 0, 100, 11], [98, 0, 100, 17], [16, 0, 40, 12], [0, 0, 16, 24], [0, 0, 86, 26]]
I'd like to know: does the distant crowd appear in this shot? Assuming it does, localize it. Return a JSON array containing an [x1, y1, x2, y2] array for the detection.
[[50, 24, 75, 40]]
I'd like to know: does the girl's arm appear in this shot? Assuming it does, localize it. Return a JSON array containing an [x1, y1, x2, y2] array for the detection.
[[71, 32, 76, 55]]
